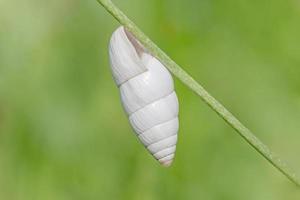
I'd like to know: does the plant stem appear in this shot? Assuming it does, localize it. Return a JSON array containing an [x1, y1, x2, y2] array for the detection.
[[96, 0, 300, 187]]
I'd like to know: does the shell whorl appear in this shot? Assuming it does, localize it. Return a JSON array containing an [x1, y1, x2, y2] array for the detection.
[[108, 26, 179, 167]]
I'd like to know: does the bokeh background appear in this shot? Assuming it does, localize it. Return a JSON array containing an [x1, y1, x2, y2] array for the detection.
[[1, 0, 300, 199]]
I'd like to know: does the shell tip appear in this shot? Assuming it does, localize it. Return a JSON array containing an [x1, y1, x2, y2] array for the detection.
[[160, 159, 173, 167]]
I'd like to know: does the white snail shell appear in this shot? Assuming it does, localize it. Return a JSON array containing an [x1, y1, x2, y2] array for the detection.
[[108, 26, 179, 167]]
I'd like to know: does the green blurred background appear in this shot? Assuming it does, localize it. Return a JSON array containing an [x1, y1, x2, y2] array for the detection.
[[1, 0, 300, 199]]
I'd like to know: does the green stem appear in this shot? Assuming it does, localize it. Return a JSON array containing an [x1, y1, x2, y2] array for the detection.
[[96, 0, 300, 187]]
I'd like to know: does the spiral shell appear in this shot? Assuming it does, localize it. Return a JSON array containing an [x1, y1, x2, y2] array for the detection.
[[108, 26, 179, 167]]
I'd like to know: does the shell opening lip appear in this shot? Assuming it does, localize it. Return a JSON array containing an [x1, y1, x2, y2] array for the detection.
[[123, 27, 146, 57]]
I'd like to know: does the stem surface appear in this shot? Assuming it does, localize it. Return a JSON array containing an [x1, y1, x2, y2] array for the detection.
[[97, 0, 300, 187]]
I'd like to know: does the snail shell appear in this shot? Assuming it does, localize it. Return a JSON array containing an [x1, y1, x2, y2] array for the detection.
[[108, 26, 179, 167]]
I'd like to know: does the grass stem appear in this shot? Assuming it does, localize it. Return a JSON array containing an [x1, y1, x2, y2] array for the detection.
[[97, 0, 300, 187]]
